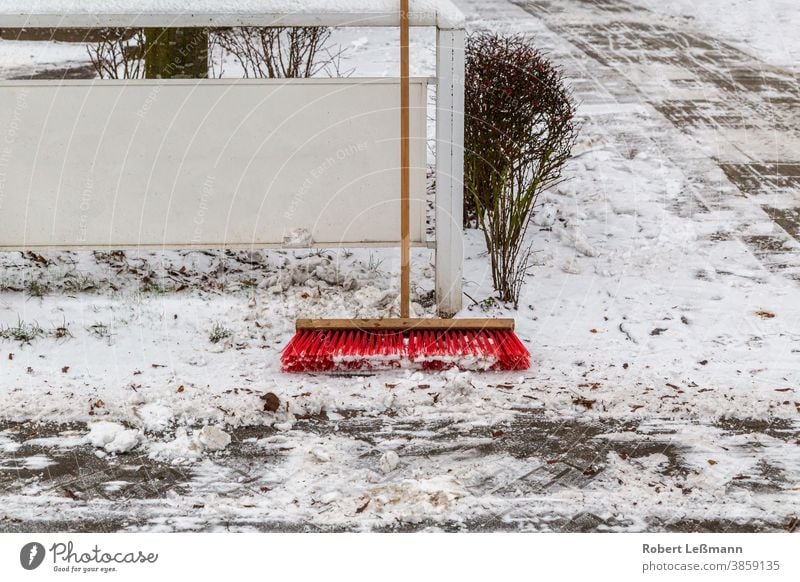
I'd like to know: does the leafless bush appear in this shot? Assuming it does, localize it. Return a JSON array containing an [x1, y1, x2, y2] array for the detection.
[[87, 28, 145, 79], [212, 27, 345, 78], [89, 27, 345, 80], [464, 32, 578, 307]]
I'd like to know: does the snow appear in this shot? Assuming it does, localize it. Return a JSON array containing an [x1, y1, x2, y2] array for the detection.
[[2, 455, 56, 470], [136, 402, 174, 432], [0, 0, 798, 531], [0, 431, 22, 453], [25, 432, 86, 448], [366, 476, 465, 517], [0, 39, 92, 79], [103, 481, 131, 492], [147, 425, 230, 461], [197, 425, 232, 451], [378, 450, 400, 473], [148, 427, 204, 461], [86, 422, 140, 453], [282, 228, 313, 249], [309, 447, 331, 463], [630, 0, 800, 69], [0, 0, 466, 29]]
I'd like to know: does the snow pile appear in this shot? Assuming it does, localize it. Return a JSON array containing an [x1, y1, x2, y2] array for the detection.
[[86, 422, 140, 454], [136, 403, 174, 432], [149, 425, 232, 461], [148, 428, 204, 461], [197, 425, 232, 451], [259, 253, 361, 294], [443, 369, 473, 394]]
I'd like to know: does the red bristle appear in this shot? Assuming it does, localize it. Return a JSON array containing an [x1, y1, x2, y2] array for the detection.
[[477, 332, 489, 359], [281, 327, 529, 372], [340, 330, 352, 358], [466, 330, 478, 355], [428, 330, 439, 357], [494, 329, 530, 370]]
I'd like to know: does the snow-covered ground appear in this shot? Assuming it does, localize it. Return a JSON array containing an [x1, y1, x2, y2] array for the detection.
[[630, 0, 800, 70], [0, 0, 798, 531], [0, 37, 92, 78]]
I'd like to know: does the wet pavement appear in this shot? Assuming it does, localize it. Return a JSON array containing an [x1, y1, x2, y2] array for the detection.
[[1, 412, 798, 532], [512, 0, 800, 282]]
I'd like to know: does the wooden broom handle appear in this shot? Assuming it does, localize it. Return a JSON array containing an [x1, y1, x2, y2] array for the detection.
[[400, 0, 411, 318]]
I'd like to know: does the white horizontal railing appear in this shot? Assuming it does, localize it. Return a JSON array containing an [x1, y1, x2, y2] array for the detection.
[[0, 0, 465, 29]]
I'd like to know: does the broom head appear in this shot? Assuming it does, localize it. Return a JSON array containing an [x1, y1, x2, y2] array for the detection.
[[281, 319, 529, 373]]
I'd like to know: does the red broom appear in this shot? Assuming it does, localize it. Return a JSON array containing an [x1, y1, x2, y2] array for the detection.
[[281, 1, 529, 374], [282, 319, 529, 372]]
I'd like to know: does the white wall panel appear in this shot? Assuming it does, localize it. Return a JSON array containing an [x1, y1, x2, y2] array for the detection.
[[0, 78, 428, 249]]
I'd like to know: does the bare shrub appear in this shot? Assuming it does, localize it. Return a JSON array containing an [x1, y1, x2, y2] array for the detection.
[[87, 28, 145, 79], [90, 28, 212, 80], [464, 32, 578, 306], [89, 27, 345, 80], [212, 27, 344, 78]]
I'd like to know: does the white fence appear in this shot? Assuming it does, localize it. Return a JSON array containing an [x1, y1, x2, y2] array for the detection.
[[0, 0, 465, 315]]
